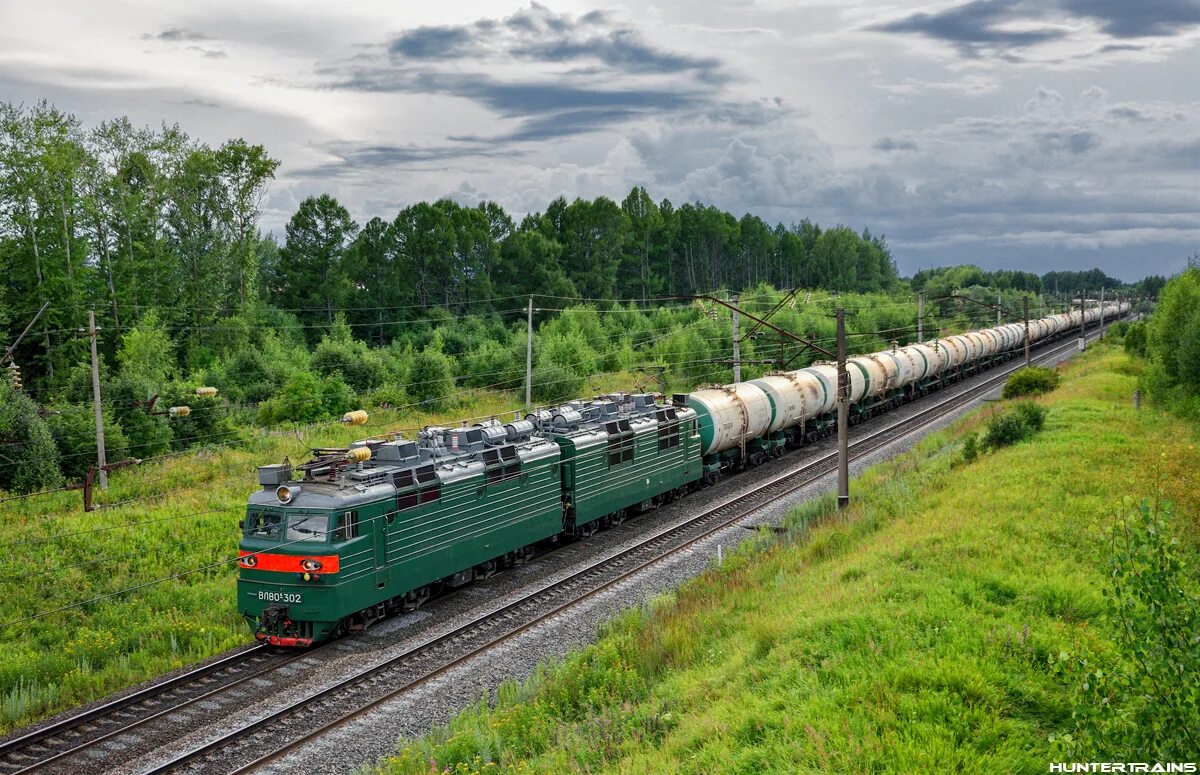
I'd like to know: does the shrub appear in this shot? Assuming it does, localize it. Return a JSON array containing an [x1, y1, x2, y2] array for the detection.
[[1123, 320, 1148, 359], [216, 349, 276, 404], [0, 381, 64, 493], [408, 335, 456, 410], [981, 401, 1048, 451], [45, 404, 130, 482], [1106, 320, 1129, 340], [1012, 401, 1048, 432], [1001, 366, 1060, 399], [310, 315, 388, 392], [462, 338, 522, 389], [160, 382, 237, 451], [256, 372, 356, 425], [531, 361, 584, 404], [1054, 499, 1200, 760], [107, 376, 173, 458], [960, 433, 979, 464], [116, 310, 176, 386]]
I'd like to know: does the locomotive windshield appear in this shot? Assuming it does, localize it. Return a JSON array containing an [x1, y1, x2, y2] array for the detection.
[[285, 513, 330, 543], [244, 510, 282, 539]]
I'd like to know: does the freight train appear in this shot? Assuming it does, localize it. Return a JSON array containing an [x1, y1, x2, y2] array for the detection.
[[238, 302, 1128, 646]]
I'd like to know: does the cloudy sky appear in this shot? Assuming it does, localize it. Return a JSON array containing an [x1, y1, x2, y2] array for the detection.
[[3, 0, 1199, 280]]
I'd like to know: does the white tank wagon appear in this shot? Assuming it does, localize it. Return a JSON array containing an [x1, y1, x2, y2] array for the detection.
[[846, 353, 895, 403], [684, 382, 773, 459], [795, 363, 838, 416], [939, 335, 971, 369], [747, 371, 828, 436]]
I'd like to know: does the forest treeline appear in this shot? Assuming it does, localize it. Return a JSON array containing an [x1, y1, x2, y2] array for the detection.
[[0, 100, 899, 387]]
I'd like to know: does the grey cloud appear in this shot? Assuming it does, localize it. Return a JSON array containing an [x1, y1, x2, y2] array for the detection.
[[1036, 129, 1099, 153], [389, 26, 475, 59], [187, 46, 227, 59], [874, 0, 1200, 59], [875, 136, 918, 151], [292, 141, 518, 178], [384, 4, 723, 81], [313, 4, 731, 148], [871, 0, 1066, 58], [1060, 0, 1200, 38], [143, 28, 210, 42]]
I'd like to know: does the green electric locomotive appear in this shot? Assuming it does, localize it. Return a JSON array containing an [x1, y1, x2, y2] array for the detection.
[[238, 394, 700, 646]]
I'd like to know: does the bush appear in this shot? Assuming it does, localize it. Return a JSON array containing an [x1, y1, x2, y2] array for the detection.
[[256, 372, 355, 426], [407, 335, 456, 410], [0, 381, 64, 493], [1106, 320, 1129, 340], [116, 310, 176, 385], [462, 338, 522, 389], [45, 404, 130, 482], [1123, 320, 1148, 359], [160, 382, 238, 451], [960, 433, 979, 464], [981, 401, 1048, 451], [1001, 366, 1060, 399], [107, 376, 173, 458], [1054, 499, 1200, 760], [310, 315, 388, 392], [531, 361, 584, 404], [216, 349, 277, 404], [1012, 401, 1048, 432]]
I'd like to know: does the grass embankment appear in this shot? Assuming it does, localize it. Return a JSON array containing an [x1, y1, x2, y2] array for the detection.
[[0, 378, 645, 733], [377, 345, 1199, 774]]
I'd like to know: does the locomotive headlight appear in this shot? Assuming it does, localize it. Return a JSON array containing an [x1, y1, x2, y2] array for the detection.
[[241, 554, 257, 567], [276, 485, 300, 504], [300, 558, 322, 571]]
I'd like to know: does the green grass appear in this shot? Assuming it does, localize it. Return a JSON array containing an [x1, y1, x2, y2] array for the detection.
[[374, 345, 1200, 774]]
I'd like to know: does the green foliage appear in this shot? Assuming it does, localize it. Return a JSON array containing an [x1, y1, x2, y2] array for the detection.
[[462, 337, 522, 389], [407, 334, 457, 410], [981, 401, 1048, 450], [256, 372, 355, 425], [159, 383, 237, 451], [106, 376, 173, 458], [1002, 366, 1061, 398], [1143, 267, 1200, 416], [1054, 499, 1200, 760], [1123, 321, 1148, 358], [116, 310, 176, 385], [45, 404, 130, 481], [1106, 320, 1129, 340], [310, 314, 388, 392], [0, 381, 63, 493], [960, 432, 979, 463]]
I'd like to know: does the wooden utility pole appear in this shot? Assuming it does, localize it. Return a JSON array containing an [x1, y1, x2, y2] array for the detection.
[[1099, 286, 1106, 338], [88, 310, 108, 490], [525, 297, 533, 411], [1023, 296, 1031, 367], [917, 294, 924, 343], [997, 289, 1002, 325], [836, 307, 849, 511], [731, 294, 742, 383]]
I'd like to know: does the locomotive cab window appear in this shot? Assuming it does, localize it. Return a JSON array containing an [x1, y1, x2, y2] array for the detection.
[[334, 511, 359, 541], [286, 513, 329, 543], [245, 511, 282, 539]]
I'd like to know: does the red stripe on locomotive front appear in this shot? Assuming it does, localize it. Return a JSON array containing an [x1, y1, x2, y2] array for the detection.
[[238, 550, 340, 573]]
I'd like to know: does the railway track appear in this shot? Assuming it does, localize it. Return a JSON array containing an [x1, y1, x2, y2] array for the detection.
[[0, 645, 314, 775], [143, 329, 1103, 774]]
